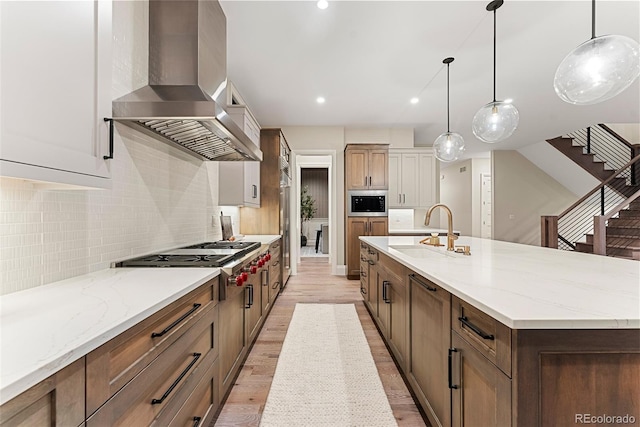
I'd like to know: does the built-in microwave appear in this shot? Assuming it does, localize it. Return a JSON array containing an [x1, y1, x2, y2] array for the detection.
[[347, 190, 388, 216]]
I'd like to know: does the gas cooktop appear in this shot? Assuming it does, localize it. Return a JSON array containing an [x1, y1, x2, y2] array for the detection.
[[116, 241, 261, 268]]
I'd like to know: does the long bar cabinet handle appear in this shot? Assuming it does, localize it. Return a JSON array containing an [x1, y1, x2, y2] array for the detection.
[[245, 284, 254, 308], [408, 274, 437, 292], [192, 417, 202, 427], [151, 353, 201, 405], [448, 348, 459, 389], [151, 303, 201, 338], [458, 316, 495, 340]]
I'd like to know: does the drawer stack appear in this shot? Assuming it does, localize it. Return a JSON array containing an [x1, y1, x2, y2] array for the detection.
[[86, 279, 220, 426]]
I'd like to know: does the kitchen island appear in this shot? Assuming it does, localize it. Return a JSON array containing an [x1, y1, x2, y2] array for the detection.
[[360, 235, 639, 427]]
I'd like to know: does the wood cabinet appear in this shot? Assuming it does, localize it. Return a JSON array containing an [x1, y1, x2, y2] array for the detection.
[[376, 253, 409, 369], [219, 284, 247, 398], [240, 129, 291, 287], [0, 358, 85, 427], [451, 331, 512, 427], [268, 239, 282, 307], [407, 273, 451, 427], [85, 279, 219, 427], [245, 267, 264, 345], [0, 1, 112, 189], [345, 144, 389, 190], [219, 106, 261, 208], [389, 149, 436, 208], [346, 217, 388, 279]]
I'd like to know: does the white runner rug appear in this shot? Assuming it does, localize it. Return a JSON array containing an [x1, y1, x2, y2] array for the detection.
[[260, 303, 398, 427]]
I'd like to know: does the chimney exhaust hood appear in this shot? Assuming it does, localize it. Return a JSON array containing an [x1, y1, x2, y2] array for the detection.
[[112, 0, 262, 162]]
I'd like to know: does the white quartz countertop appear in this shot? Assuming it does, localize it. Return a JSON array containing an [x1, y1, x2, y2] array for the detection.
[[0, 267, 220, 405], [362, 236, 640, 330], [0, 236, 282, 405]]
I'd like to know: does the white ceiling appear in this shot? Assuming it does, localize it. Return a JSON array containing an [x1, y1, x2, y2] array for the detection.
[[220, 0, 640, 156]]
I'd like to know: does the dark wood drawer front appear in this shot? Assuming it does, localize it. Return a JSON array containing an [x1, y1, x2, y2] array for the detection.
[[86, 280, 217, 415], [451, 296, 511, 376], [87, 304, 218, 426]]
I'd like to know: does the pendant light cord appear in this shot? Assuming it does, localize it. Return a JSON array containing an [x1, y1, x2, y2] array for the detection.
[[493, 7, 497, 102], [591, 0, 596, 39], [446, 62, 450, 132]]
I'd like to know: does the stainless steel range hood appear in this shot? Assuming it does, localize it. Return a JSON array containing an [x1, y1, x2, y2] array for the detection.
[[112, 0, 262, 162]]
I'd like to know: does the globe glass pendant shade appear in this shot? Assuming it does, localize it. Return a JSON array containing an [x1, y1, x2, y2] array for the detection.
[[554, 35, 640, 105], [433, 132, 465, 162], [472, 101, 519, 143]]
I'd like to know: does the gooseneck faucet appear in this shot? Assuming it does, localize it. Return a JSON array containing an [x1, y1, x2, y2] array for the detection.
[[425, 204, 457, 251]]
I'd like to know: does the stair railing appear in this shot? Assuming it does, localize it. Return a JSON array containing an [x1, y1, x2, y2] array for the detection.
[[566, 124, 640, 183], [542, 153, 640, 251], [593, 188, 640, 256]]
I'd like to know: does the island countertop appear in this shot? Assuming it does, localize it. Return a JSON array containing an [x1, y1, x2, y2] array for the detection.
[[361, 235, 640, 330]]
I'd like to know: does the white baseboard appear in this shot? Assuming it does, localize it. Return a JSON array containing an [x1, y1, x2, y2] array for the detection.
[[336, 264, 347, 276]]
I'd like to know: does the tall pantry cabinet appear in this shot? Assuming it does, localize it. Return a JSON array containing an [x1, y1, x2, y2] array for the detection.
[[345, 144, 389, 280]]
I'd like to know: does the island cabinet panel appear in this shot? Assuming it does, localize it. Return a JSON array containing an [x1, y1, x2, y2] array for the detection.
[[407, 273, 451, 427], [0, 358, 85, 427], [451, 331, 512, 427], [360, 243, 379, 317], [512, 329, 640, 427], [376, 253, 409, 368], [86, 282, 217, 415]]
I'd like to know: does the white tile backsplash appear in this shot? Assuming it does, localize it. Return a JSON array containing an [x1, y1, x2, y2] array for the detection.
[[0, 1, 224, 295]]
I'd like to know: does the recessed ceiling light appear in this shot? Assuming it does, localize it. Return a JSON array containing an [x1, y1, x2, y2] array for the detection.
[[316, 97, 326, 104], [410, 97, 419, 104], [317, 0, 328, 10]]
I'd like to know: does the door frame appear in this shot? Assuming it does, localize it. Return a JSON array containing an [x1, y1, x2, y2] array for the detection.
[[293, 151, 339, 275]]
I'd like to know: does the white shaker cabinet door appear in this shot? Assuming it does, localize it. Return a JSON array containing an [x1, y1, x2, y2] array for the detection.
[[388, 153, 402, 208], [0, 1, 112, 188]]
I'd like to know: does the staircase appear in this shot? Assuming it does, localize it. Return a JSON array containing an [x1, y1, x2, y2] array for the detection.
[[542, 124, 640, 261], [547, 136, 615, 181], [575, 199, 640, 260]]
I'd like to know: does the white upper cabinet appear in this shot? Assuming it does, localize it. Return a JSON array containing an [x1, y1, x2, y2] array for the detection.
[[0, 1, 113, 188], [389, 149, 436, 209], [218, 100, 261, 207]]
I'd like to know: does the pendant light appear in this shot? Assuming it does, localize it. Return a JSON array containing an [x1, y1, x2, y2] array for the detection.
[[472, 0, 519, 144], [554, 0, 640, 105], [434, 57, 465, 162]]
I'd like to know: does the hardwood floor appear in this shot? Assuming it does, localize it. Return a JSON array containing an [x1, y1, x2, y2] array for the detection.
[[212, 261, 427, 427]]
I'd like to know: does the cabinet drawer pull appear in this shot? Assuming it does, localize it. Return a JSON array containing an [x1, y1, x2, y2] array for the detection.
[[360, 255, 367, 262], [448, 348, 459, 389], [458, 316, 495, 340], [409, 274, 437, 292], [360, 270, 367, 278], [273, 260, 280, 267], [360, 286, 367, 295], [151, 353, 201, 405], [272, 281, 280, 290], [151, 303, 201, 338], [192, 416, 202, 427], [367, 259, 375, 265]]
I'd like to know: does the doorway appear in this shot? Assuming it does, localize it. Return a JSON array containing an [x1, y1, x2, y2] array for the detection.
[[300, 167, 329, 263], [294, 153, 336, 275]]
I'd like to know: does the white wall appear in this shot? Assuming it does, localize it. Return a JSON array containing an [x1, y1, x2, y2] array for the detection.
[[606, 123, 640, 144], [438, 158, 490, 237], [344, 127, 414, 148], [0, 2, 223, 295], [492, 150, 578, 246], [518, 141, 599, 197]]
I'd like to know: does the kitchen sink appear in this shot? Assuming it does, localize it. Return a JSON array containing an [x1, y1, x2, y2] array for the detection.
[[389, 244, 463, 258]]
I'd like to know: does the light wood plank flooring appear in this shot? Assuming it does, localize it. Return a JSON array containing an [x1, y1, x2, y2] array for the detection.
[[212, 262, 427, 427]]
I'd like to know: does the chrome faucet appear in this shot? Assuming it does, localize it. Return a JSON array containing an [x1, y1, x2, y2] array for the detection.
[[425, 204, 458, 251]]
